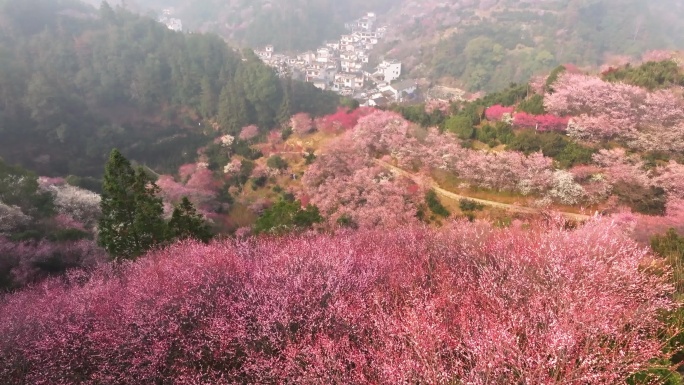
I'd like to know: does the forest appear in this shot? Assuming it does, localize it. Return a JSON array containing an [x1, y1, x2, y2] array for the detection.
[[0, 0, 338, 177]]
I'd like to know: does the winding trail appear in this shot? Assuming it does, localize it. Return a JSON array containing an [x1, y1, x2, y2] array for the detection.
[[376, 160, 592, 222]]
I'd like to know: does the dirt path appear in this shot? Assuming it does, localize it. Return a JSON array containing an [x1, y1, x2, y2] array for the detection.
[[376, 160, 592, 221]]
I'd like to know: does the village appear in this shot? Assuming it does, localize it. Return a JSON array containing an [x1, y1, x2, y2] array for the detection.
[[253, 12, 419, 107]]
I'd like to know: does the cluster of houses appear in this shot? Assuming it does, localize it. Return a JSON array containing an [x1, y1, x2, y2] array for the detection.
[[254, 12, 417, 107], [158, 8, 183, 32]]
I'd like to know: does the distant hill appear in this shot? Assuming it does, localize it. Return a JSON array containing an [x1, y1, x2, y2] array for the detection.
[[89, 0, 396, 52], [376, 0, 684, 91], [110, 0, 684, 91]]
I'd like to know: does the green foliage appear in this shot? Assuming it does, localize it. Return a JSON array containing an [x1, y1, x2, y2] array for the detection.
[[652, 229, 684, 289], [554, 142, 596, 168], [251, 176, 268, 190], [613, 182, 667, 216], [459, 199, 484, 212], [253, 199, 323, 235], [47, 228, 90, 242], [97, 149, 167, 261], [0, 1, 337, 178], [341, 97, 360, 110], [167, 197, 213, 243], [266, 155, 288, 170], [425, 0, 680, 91], [476, 122, 515, 146], [445, 115, 475, 139], [517, 94, 546, 115], [65, 175, 102, 194], [0, 157, 54, 218], [281, 127, 293, 141], [389, 104, 445, 128], [425, 190, 450, 218], [304, 151, 317, 165], [603, 60, 684, 90], [506, 131, 594, 168], [545, 65, 567, 93]]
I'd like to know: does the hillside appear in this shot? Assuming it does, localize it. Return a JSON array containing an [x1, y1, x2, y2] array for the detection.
[[86, 0, 396, 51], [378, 0, 684, 91], [0, 0, 338, 177]]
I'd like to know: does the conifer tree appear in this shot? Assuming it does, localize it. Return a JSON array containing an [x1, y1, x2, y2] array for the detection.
[[218, 81, 249, 135], [167, 197, 213, 243], [98, 149, 167, 260]]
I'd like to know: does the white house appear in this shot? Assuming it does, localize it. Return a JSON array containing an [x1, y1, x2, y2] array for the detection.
[[381, 79, 417, 102], [312, 79, 328, 90], [376, 60, 402, 82]]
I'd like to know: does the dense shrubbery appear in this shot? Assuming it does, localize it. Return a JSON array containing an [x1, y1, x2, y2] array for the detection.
[[603, 60, 684, 90]]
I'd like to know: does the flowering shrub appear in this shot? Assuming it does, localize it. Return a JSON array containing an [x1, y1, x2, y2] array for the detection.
[[547, 170, 585, 205], [0, 221, 672, 384], [157, 164, 220, 216]]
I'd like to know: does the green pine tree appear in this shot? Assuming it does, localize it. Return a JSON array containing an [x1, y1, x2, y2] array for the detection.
[[167, 197, 213, 243], [218, 81, 249, 135], [98, 149, 167, 260], [253, 199, 322, 235], [199, 76, 217, 118]]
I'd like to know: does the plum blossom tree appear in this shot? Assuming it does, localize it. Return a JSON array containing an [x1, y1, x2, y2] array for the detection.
[[457, 151, 554, 194], [547, 170, 585, 205], [642, 50, 675, 63], [512, 112, 569, 132], [545, 72, 684, 151], [0, 221, 672, 384], [41, 183, 101, 227], [223, 159, 242, 176], [591, 148, 650, 187], [0, 236, 106, 290], [290, 112, 314, 135], [485, 105, 514, 121], [303, 135, 421, 229], [0, 202, 30, 233], [653, 160, 684, 199], [238, 125, 259, 141]]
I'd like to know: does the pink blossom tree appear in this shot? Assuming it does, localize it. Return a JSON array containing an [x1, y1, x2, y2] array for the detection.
[[485, 105, 515, 121], [238, 125, 259, 141], [303, 135, 421, 229], [512, 112, 569, 132], [545, 72, 684, 151], [290, 113, 314, 135]]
